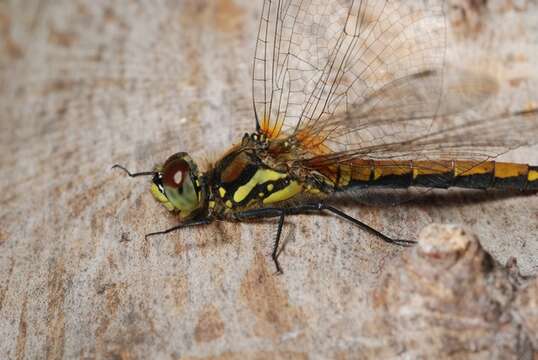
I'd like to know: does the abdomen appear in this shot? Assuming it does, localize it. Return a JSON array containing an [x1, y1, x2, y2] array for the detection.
[[329, 160, 538, 191]]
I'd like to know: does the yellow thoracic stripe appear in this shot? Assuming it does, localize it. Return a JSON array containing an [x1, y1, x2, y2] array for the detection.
[[263, 181, 302, 204], [233, 169, 287, 203]]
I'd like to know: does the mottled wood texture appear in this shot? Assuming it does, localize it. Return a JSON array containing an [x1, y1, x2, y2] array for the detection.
[[1, 0, 537, 359]]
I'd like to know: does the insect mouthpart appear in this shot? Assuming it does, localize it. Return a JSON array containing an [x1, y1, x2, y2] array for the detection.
[[150, 171, 176, 212]]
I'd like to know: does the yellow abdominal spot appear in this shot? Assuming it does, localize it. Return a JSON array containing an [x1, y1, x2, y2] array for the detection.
[[495, 163, 527, 178], [263, 181, 302, 204], [373, 167, 383, 180], [225, 200, 233, 208], [338, 165, 351, 187], [233, 169, 287, 203], [529, 170, 538, 182], [219, 187, 226, 197]]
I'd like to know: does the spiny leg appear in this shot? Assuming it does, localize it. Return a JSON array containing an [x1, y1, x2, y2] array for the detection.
[[275, 203, 414, 246], [273, 211, 285, 274], [144, 218, 212, 240], [318, 204, 416, 246], [236, 203, 415, 273], [235, 208, 286, 274]]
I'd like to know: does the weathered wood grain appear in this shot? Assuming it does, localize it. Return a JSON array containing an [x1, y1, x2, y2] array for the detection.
[[0, 0, 537, 359]]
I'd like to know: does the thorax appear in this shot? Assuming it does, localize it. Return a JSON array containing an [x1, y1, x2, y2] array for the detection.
[[206, 143, 304, 216]]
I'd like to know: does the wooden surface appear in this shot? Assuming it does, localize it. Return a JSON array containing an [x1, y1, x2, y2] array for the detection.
[[1, 0, 537, 359]]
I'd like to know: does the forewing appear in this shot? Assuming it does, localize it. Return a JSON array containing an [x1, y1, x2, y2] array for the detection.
[[253, 0, 341, 137], [299, 65, 501, 154], [252, 0, 447, 139], [255, 0, 538, 183], [295, 0, 450, 141]]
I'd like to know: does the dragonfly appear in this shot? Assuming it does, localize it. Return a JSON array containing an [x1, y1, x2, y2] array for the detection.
[[114, 0, 538, 273]]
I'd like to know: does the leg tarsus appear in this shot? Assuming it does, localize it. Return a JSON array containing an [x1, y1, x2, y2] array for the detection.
[[144, 218, 211, 240], [235, 208, 285, 274], [234, 203, 414, 273], [145, 225, 182, 240], [316, 204, 415, 248], [272, 211, 285, 275]]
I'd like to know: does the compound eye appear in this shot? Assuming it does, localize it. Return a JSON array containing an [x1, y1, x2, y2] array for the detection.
[[162, 158, 190, 189]]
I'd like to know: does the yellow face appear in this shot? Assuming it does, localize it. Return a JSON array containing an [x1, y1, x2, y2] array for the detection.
[[151, 153, 202, 219]]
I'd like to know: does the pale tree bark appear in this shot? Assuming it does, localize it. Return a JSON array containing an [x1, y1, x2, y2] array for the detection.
[[0, 0, 537, 359]]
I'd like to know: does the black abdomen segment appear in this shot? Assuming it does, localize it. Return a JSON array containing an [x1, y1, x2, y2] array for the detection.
[[334, 160, 538, 191]]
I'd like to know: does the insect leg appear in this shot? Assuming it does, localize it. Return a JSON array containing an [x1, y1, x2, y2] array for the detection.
[[144, 218, 212, 240], [313, 204, 416, 247], [112, 164, 156, 177], [253, 203, 415, 246], [235, 203, 415, 273], [273, 211, 285, 274], [235, 208, 286, 274]]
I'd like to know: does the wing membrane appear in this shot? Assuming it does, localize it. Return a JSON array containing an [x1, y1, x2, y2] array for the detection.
[[300, 108, 538, 178], [254, 0, 538, 184], [301, 65, 501, 152], [253, 0, 447, 140], [294, 1, 447, 136]]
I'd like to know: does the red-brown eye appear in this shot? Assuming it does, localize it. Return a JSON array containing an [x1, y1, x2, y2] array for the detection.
[[162, 158, 190, 188]]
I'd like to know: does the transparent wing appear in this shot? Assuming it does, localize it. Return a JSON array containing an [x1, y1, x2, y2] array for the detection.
[[252, 0, 448, 140], [255, 0, 538, 186], [300, 108, 538, 167], [291, 66, 502, 156]]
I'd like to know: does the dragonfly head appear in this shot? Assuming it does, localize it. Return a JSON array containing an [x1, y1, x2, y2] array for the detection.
[[151, 152, 203, 219]]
